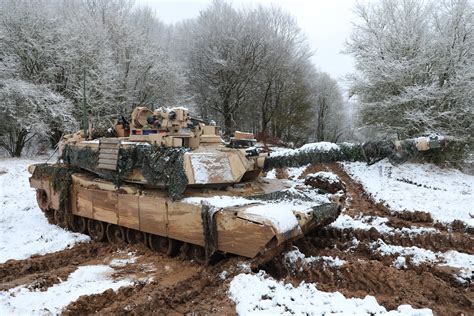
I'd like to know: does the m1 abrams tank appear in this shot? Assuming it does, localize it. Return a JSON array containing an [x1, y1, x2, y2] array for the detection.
[[28, 106, 343, 265]]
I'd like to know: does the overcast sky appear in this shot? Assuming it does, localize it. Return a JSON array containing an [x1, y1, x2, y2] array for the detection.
[[137, 0, 358, 84]]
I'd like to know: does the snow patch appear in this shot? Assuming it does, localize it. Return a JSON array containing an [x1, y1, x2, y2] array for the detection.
[[271, 142, 340, 157], [189, 153, 234, 184], [183, 195, 255, 208], [0, 264, 133, 315], [394, 256, 407, 269], [306, 171, 341, 183], [183, 189, 331, 234], [342, 160, 474, 227], [243, 202, 300, 232], [0, 158, 90, 263], [331, 214, 437, 235], [109, 257, 137, 267], [283, 248, 346, 272], [264, 169, 276, 179], [229, 271, 432, 315], [372, 239, 474, 282], [183, 195, 302, 233], [219, 271, 228, 280], [287, 165, 309, 179]]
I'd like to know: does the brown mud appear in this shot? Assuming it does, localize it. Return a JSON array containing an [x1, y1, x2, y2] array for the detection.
[[1, 162, 472, 314], [272, 162, 473, 315]]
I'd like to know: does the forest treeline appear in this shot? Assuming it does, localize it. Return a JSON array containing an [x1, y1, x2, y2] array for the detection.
[[0, 0, 472, 158]]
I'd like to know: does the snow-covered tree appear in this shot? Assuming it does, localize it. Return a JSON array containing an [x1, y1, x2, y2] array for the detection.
[[186, 1, 269, 135], [0, 0, 184, 143], [0, 0, 352, 151], [185, 2, 319, 142], [248, 6, 312, 140], [0, 79, 74, 157], [310, 72, 346, 142], [346, 0, 473, 140]]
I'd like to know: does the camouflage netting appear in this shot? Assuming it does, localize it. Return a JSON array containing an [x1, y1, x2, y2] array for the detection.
[[201, 202, 219, 262], [265, 139, 469, 170], [60, 145, 99, 171], [61, 144, 189, 200], [32, 164, 79, 224], [361, 140, 397, 165], [115, 145, 189, 200], [264, 143, 366, 170], [249, 189, 314, 203]]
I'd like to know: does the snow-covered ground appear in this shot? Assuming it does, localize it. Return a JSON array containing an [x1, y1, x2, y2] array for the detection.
[[0, 158, 89, 263], [1, 156, 471, 314], [265, 165, 309, 180], [0, 156, 141, 314], [343, 160, 474, 227], [0, 263, 134, 314], [283, 247, 346, 272], [229, 271, 432, 315], [372, 239, 473, 282], [228, 159, 472, 315], [331, 214, 438, 235]]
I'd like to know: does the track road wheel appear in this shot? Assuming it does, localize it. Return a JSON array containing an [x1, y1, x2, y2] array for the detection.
[[190, 245, 207, 265], [149, 235, 181, 256], [107, 224, 126, 244], [36, 189, 49, 211], [54, 209, 66, 228], [88, 220, 106, 241], [126, 229, 146, 245], [71, 215, 87, 234], [43, 209, 55, 224]]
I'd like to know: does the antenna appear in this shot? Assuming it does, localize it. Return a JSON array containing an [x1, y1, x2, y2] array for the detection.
[[82, 68, 89, 137]]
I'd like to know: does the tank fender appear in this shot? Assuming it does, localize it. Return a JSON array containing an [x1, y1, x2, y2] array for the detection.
[[235, 209, 304, 245], [28, 164, 36, 175]]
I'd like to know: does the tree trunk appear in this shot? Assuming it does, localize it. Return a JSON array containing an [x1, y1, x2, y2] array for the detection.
[[13, 145, 22, 157], [222, 97, 233, 137], [316, 96, 327, 141], [224, 114, 233, 137], [6, 128, 31, 158], [13, 129, 28, 157]]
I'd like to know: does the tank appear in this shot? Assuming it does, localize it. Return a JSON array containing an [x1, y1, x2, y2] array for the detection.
[[28, 106, 343, 265]]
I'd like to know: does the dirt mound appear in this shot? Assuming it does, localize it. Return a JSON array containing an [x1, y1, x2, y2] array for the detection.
[[304, 171, 346, 193]]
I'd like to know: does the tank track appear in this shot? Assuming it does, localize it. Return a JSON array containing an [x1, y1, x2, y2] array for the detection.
[[35, 189, 222, 265]]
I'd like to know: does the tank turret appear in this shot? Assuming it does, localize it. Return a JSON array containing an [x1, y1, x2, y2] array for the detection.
[[58, 106, 268, 198]]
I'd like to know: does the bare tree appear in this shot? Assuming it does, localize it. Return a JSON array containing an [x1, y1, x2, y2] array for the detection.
[[250, 6, 311, 140], [186, 1, 268, 136], [310, 72, 346, 142]]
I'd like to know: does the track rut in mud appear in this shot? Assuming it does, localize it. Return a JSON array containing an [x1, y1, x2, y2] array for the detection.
[[261, 163, 473, 315]]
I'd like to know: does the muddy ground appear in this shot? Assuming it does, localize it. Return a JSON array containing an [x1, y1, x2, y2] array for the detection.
[[1, 163, 472, 315]]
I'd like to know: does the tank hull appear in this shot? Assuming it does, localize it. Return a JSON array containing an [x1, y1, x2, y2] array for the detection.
[[29, 163, 341, 262]]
